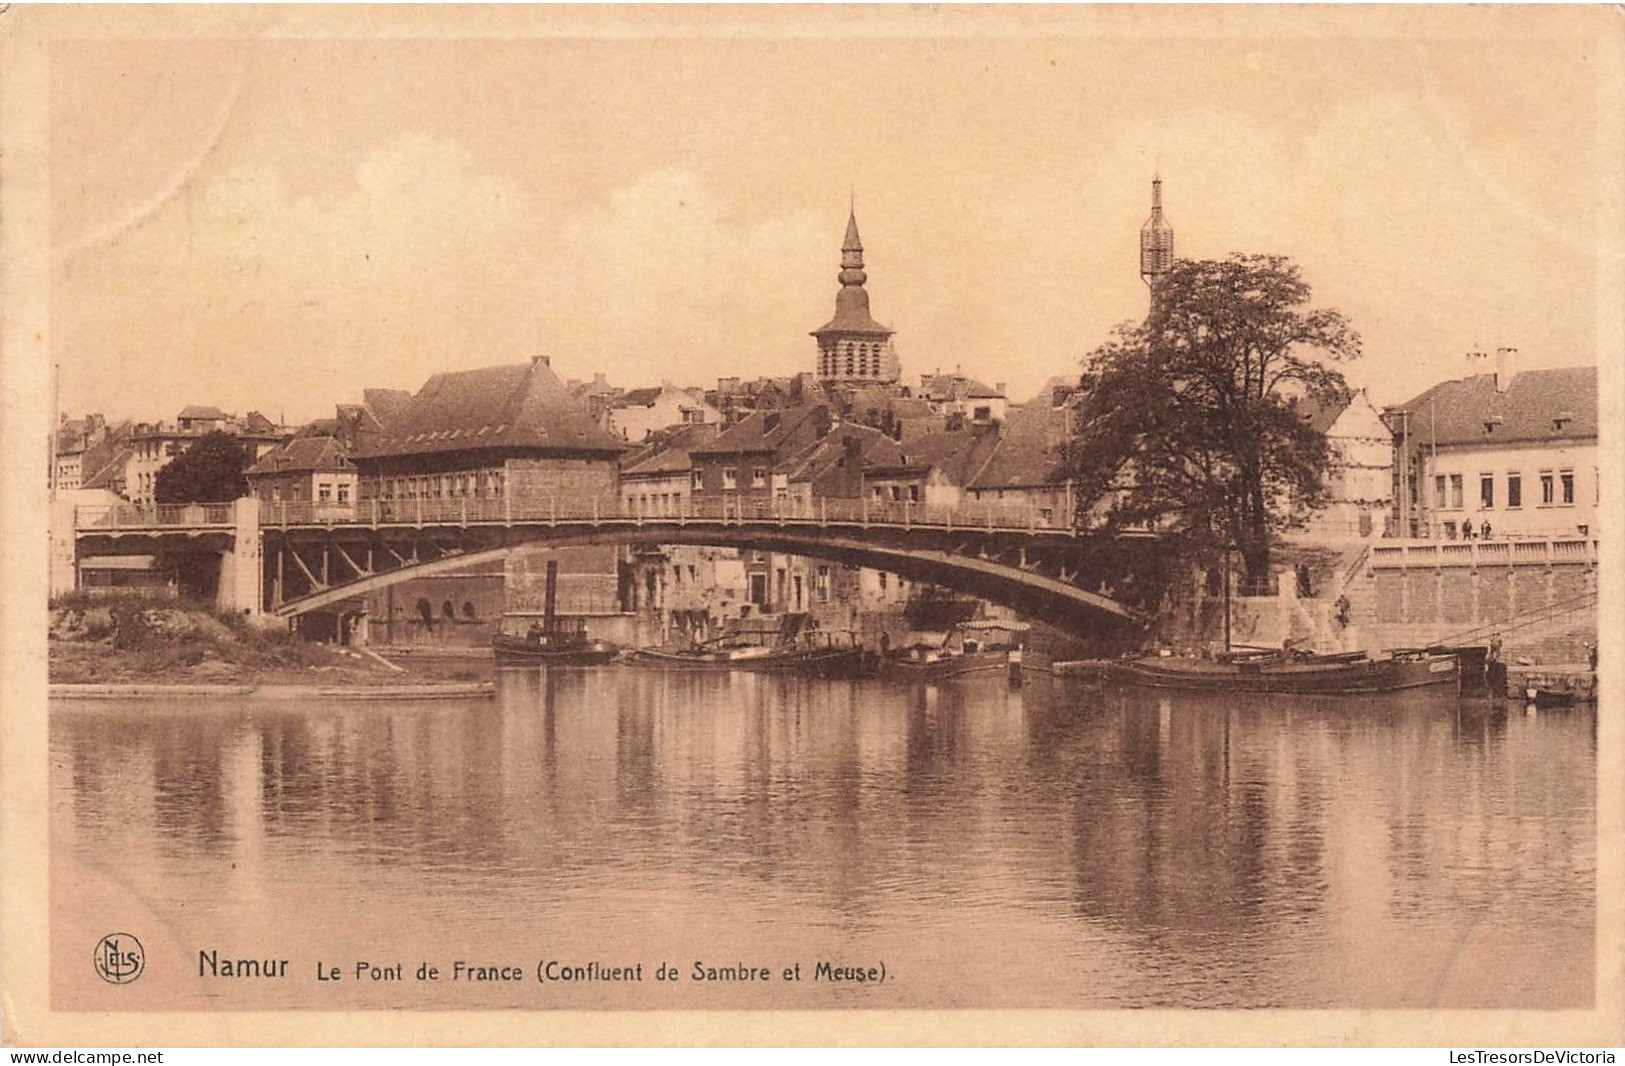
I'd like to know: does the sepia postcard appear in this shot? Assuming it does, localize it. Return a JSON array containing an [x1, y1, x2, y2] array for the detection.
[[3, 3, 1623, 1049]]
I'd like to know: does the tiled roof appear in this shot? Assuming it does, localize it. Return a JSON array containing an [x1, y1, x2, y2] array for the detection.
[[621, 422, 720, 477], [82, 445, 133, 491], [177, 405, 227, 421], [875, 427, 1002, 485], [247, 436, 353, 476], [1290, 388, 1353, 435], [920, 373, 1004, 402], [242, 411, 280, 435], [776, 424, 903, 484], [967, 384, 1074, 490], [357, 358, 627, 459], [691, 404, 831, 459], [362, 388, 413, 428], [617, 386, 665, 407], [1389, 367, 1598, 447]]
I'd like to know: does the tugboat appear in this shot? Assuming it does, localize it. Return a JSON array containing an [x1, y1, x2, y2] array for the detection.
[[491, 560, 618, 666], [882, 619, 1029, 681], [628, 613, 870, 676]]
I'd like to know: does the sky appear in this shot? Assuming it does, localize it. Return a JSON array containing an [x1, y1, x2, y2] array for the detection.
[[43, 7, 1619, 427]]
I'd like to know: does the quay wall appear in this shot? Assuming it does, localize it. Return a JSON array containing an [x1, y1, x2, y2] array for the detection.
[[1183, 537, 1597, 666]]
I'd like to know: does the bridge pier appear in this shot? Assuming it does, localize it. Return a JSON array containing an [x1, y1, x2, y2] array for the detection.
[[50, 497, 78, 598], [216, 497, 264, 620]]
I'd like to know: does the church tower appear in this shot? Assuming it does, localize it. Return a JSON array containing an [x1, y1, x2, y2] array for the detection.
[[812, 209, 900, 384], [1139, 174, 1175, 298]]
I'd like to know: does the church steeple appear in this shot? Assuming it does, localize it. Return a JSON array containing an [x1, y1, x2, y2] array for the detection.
[[1139, 173, 1174, 291], [812, 206, 899, 384], [839, 209, 866, 286]]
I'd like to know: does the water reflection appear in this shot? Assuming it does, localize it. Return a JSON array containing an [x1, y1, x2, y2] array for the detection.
[[51, 673, 1594, 1008]]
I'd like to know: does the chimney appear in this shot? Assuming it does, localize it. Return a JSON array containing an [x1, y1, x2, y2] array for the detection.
[[593, 372, 607, 388], [1494, 347, 1517, 392], [1464, 350, 1490, 379], [994, 382, 1006, 397], [532, 354, 551, 367]]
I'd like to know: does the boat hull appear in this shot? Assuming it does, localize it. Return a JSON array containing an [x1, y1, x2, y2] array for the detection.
[[491, 637, 619, 667], [1113, 652, 1460, 695], [882, 649, 1012, 680], [628, 645, 870, 676]]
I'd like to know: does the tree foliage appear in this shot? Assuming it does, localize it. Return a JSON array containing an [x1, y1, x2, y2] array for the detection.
[[153, 431, 252, 504], [1065, 254, 1359, 585]]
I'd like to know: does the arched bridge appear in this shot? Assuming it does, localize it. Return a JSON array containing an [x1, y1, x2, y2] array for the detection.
[[68, 497, 1153, 637]]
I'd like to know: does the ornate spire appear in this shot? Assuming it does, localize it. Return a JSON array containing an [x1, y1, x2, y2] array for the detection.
[[839, 208, 866, 286], [812, 205, 896, 383], [1140, 173, 1174, 288]]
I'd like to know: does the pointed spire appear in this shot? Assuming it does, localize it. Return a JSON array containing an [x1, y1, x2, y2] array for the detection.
[[813, 204, 892, 341], [840, 207, 866, 284]]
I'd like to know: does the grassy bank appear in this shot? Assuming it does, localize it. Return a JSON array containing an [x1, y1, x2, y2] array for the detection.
[[48, 592, 486, 687]]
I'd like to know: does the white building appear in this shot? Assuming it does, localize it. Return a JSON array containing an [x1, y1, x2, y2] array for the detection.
[[1294, 389, 1395, 541], [607, 382, 719, 444], [1387, 352, 1598, 540]]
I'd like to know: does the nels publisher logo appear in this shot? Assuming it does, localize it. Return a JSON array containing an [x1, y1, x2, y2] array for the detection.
[[93, 933, 145, 984]]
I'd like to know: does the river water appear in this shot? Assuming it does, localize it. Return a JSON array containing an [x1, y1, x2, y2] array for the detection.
[[50, 669, 1595, 1011]]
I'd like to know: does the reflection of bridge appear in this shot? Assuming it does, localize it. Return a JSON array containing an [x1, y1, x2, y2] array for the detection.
[[65, 497, 1150, 635]]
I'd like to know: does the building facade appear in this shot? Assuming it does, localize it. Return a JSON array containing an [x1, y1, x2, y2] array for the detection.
[[353, 356, 626, 515], [1387, 356, 1598, 540]]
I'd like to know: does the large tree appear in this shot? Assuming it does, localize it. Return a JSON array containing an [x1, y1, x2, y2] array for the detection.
[[1065, 254, 1359, 586], [153, 431, 252, 504]]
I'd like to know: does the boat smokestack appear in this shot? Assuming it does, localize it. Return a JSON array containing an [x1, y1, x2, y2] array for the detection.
[[543, 559, 558, 632]]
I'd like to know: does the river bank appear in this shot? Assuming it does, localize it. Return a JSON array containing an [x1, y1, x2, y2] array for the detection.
[[48, 594, 490, 689]]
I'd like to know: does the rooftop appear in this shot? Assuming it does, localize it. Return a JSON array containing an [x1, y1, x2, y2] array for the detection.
[[1389, 366, 1598, 448], [358, 357, 627, 460]]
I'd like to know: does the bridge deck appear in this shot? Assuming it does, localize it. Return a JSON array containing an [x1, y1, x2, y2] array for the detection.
[[74, 495, 1093, 537]]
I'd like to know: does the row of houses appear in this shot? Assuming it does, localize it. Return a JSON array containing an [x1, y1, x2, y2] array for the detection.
[[58, 348, 1600, 550], [54, 341, 1598, 643], [51, 406, 287, 506]]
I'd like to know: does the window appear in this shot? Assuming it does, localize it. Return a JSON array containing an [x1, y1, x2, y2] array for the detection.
[[908, 485, 920, 503], [1480, 475, 1493, 510], [1434, 475, 1447, 509], [815, 565, 830, 603], [691, 470, 704, 490], [317, 483, 332, 503], [1508, 473, 1522, 509], [1560, 469, 1574, 505], [890, 485, 901, 501], [1540, 471, 1555, 505], [337, 484, 350, 504], [722, 468, 737, 490], [1444, 521, 1457, 540], [872, 486, 884, 500], [973, 405, 992, 421], [1449, 474, 1463, 510], [878, 571, 888, 591], [751, 467, 766, 489]]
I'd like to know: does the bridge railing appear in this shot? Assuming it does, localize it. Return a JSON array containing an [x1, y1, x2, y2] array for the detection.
[[247, 493, 1077, 534], [74, 502, 237, 529]]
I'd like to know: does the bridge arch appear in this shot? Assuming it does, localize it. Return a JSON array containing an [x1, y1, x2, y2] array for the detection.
[[267, 521, 1146, 638]]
